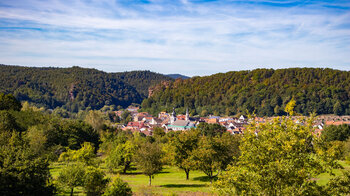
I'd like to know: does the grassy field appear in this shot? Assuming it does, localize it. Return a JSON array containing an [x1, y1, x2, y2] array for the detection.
[[316, 160, 350, 186], [50, 160, 350, 195], [118, 166, 212, 195], [50, 163, 213, 195]]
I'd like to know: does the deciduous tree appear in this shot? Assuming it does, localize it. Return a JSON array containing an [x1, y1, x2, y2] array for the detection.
[[215, 117, 340, 195], [135, 142, 163, 186]]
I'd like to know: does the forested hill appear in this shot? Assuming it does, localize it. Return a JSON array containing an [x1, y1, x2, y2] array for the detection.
[[141, 68, 350, 116], [0, 65, 172, 111], [113, 71, 172, 97]]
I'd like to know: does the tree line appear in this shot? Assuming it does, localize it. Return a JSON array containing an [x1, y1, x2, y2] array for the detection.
[[0, 65, 172, 112], [142, 68, 350, 117], [1, 94, 350, 195]]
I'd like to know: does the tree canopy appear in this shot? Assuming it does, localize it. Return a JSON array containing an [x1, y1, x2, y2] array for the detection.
[[0, 65, 172, 111], [142, 68, 350, 116], [214, 116, 341, 195]]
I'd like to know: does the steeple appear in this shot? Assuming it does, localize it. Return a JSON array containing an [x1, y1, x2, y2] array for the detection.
[[185, 108, 189, 121], [170, 107, 176, 124]]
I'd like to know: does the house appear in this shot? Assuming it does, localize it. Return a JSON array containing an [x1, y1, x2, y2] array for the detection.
[[158, 112, 170, 120], [127, 106, 139, 113], [133, 112, 151, 122]]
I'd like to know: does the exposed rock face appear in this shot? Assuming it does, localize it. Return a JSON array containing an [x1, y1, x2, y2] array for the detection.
[[148, 80, 171, 97]]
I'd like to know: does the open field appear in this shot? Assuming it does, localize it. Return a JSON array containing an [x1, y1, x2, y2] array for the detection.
[[50, 161, 350, 195], [50, 163, 212, 195], [316, 160, 350, 186], [118, 166, 212, 195]]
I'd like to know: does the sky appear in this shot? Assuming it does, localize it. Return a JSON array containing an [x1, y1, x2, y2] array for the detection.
[[0, 0, 349, 76]]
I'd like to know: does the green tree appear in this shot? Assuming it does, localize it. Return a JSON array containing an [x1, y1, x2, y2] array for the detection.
[[215, 117, 340, 195], [170, 129, 200, 180], [135, 142, 163, 186], [153, 127, 166, 139], [322, 124, 350, 142], [325, 171, 350, 195], [83, 166, 109, 196], [85, 110, 104, 131], [193, 133, 240, 183], [284, 97, 296, 116], [121, 110, 132, 124], [57, 163, 85, 196], [103, 176, 132, 196], [333, 101, 343, 115], [105, 140, 136, 174], [59, 142, 96, 166], [196, 122, 226, 137], [0, 93, 22, 111], [0, 132, 55, 196], [25, 125, 47, 155], [0, 110, 20, 132]]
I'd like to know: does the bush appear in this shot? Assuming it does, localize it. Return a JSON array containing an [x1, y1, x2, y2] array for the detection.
[[83, 166, 109, 196], [103, 176, 132, 196]]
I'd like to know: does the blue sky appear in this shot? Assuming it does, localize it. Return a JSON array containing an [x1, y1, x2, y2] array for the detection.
[[0, 0, 349, 76]]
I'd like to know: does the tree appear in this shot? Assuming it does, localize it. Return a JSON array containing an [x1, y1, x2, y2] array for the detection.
[[0, 110, 20, 132], [85, 110, 104, 131], [215, 117, 340, 195], [0, 93, 22, 111], [135, 142, 163, 186], [153, 127, 165, 139], [0, 132, 55, 196], [170, 129, 200, 180], [322, 124, 350, 142], [196, 122, 226, 137], [325, 171, 350, 195], [121, 110, 132, 124], [192, 133, 240, 184], [57, 163, 85, 196], [333, 101, 343, 115], [25, 125, 47, 155], [105, 140, 136, 174], [285, 97, 296, 116], [103, 176, 132, 196], [59, 142, 96, 166], [83, 166, 109, 196]]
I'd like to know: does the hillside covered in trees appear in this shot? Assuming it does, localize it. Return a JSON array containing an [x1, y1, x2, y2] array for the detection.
[[142, 68, 350, 116], [0, 65, 172, 111]]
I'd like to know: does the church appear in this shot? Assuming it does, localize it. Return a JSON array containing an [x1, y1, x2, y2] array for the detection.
[[166, 108, 196, 131]]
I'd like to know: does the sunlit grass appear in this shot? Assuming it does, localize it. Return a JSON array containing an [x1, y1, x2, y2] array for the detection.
[[118, 166, 212, 195], [50, 162, 212, 195], [50, 160, 350, 195], [316, 160, 350, 186]]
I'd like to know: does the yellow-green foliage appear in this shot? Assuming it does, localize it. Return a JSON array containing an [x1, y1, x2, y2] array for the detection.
[[59, 142, 96, 166], [215, 116, 340, 195]]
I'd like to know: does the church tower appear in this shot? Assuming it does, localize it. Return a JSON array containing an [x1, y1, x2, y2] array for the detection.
[[185, 108, 189, 121], [170, 107, 176, 124]]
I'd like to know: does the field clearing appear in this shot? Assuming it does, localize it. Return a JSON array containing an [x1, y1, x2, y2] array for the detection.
[[50, 163, 213, 195], [316, 160, 350, 186], [50, 160, 350, 195], [119, 166, 212, 195]]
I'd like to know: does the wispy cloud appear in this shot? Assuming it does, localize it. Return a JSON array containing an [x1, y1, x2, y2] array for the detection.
[[0, 0, 349, 76]]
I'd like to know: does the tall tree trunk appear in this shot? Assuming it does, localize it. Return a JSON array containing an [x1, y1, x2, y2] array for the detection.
[[185, 169, 190, 180], [210, 171, 213, 184], [123, 166, 127, 174], [70, 187, 74, 196], [149, 175, 152, 186]]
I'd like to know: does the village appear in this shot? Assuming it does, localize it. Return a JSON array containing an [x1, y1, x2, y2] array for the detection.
[[114, 106, 350, 136]]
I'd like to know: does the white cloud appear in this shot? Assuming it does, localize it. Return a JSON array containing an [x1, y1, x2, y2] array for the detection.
[[0, 0, 349, 76]]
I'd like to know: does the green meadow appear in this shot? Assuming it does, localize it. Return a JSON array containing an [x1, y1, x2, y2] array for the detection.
[[51, 163, 212, 195], [50, 161, 350, 195], [316, 161, 350, 186]]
